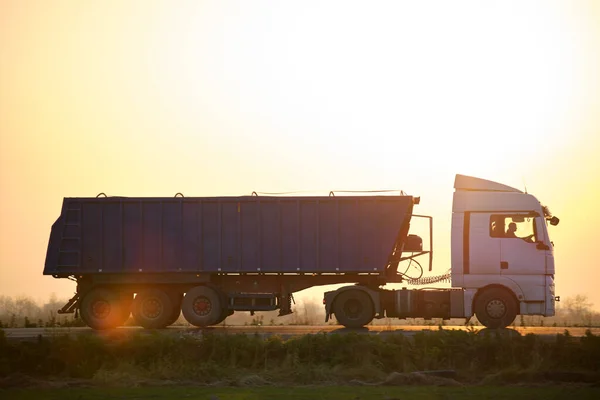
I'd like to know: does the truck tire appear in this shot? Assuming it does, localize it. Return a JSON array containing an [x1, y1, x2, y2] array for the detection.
[[164, 292, 183, 326], [182, 286, 223, 327], [132, 288, 174, 329], [79, 288, 123, 330], [474, 287, 518, 329], [333, 289, 374, 328]]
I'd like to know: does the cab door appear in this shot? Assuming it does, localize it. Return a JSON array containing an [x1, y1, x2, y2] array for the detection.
[[497, 214, 547, 276]]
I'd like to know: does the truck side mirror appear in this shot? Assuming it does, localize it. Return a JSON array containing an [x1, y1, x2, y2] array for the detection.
[[536, 242, 550, 251]]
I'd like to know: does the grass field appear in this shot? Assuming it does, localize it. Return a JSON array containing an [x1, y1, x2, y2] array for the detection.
[[2, 386, 600, 400], [1, 327, 599, 392]]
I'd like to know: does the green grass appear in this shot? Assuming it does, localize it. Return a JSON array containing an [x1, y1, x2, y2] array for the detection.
[[2, 386, 600, 400], [1, 328, 600, 386]]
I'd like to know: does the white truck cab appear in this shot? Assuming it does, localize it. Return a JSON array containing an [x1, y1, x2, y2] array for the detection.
[[451, 174, 559, 327]]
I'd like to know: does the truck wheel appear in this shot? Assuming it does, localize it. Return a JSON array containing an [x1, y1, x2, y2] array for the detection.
[[333, 289, 374, 328], [474, 287, 518, 329], [132, 289, 174, 329], [165, 292, 183, 326], [182, 286, 222, 327], [79, 288, 123, 330]]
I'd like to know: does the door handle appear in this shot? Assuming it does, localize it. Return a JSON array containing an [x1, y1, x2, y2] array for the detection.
[[500, 261, 508, 269]]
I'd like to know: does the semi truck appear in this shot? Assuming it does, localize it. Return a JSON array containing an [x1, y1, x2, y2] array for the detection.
[[44, 174, 560, 330]]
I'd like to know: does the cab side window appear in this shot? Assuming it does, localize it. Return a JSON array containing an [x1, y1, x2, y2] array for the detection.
[[490, 214, 536, 242]]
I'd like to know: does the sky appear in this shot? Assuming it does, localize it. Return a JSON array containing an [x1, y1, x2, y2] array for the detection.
[[1, 1, 599, 310]]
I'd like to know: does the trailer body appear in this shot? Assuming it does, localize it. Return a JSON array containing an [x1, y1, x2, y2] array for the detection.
[[44, 196, 414, 276]]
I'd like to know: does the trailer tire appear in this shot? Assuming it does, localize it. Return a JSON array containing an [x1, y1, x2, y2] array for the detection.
[[79, 288, 123, 330], [132, 289, 174, 329], [474, 287, 518, 329], [333, 289, 374, 328], [182, 286, 223, 327]]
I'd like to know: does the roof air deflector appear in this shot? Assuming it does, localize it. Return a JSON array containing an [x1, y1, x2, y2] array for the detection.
[[454, 174, 522, 193]]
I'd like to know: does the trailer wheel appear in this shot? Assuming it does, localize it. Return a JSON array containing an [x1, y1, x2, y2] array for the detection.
[[333, 289, 374, 328], [474, 287, 518, 329], [164, 292, 183, 326], [79, 288, 123, 330], [182, 286, 223, 327], [132, 289, 174, 329]]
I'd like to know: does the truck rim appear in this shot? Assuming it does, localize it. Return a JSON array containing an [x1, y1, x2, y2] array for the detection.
[[486, 299, 506, 319], [193, 296, 212, 316], [343, 298, 362, 319], [91, 300, 110, 319], [141, 298, 163, 319]]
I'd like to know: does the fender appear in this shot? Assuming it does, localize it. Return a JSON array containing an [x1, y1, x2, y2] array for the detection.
[[470, 278, 525, 316], [463, 275, 525, 300], [324, 285, 381, 322]]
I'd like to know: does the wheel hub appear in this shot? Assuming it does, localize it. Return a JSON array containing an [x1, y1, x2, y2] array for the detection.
[[91, 300, 110, 319], [343, 299, 362, 319], [142, 298, 162, 319], [486, 299, 506, 319], [193, 296, 212, 316]]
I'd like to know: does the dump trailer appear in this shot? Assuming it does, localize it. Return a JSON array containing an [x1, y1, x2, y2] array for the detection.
[[44, 174, 560, 330]]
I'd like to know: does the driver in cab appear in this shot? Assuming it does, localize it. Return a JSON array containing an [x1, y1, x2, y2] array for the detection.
[[505, 222, 518, 238], [505, 222, 535, 243]]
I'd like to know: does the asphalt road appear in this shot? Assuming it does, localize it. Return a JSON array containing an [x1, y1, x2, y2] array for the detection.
[[3, 325, 598, 341]]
